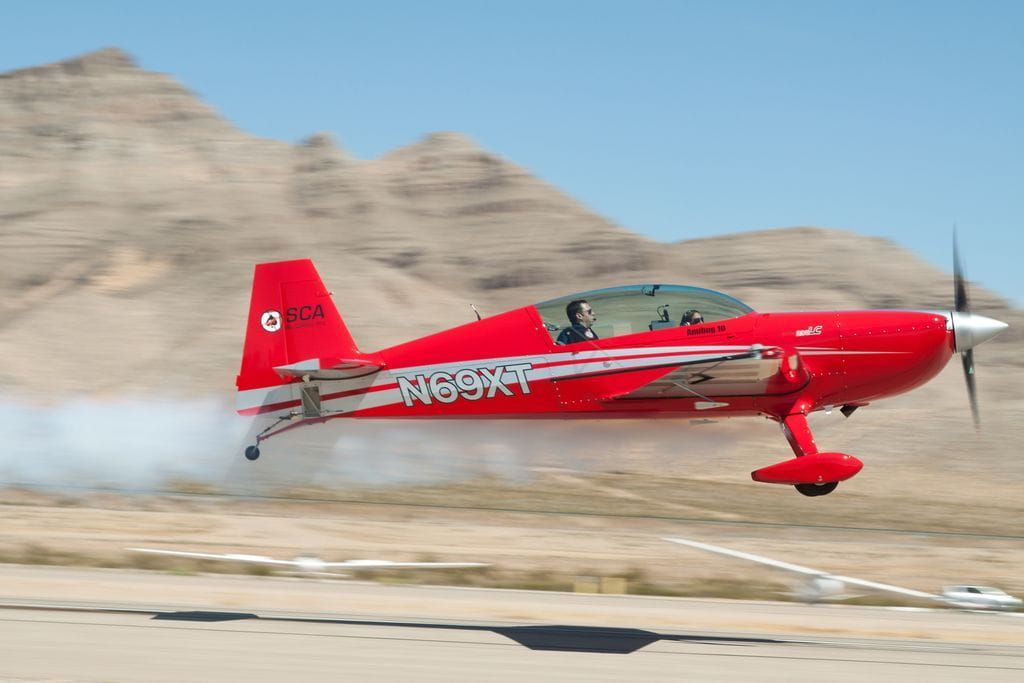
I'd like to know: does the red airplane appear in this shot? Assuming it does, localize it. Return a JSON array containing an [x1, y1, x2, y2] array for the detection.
[[236, 245, 1007, 496]]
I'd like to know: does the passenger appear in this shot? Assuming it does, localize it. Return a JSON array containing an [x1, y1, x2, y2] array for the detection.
[[682, 309, 704, 326], [556, 299, 599, 344]]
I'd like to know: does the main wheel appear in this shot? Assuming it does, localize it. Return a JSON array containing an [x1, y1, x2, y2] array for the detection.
[[795, 481, 838, 497], [244, 445, 261, 461]]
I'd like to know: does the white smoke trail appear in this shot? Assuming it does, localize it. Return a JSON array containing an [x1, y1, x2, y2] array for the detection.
[[0, 396, 773, 492], [0, 397, 249, 489]]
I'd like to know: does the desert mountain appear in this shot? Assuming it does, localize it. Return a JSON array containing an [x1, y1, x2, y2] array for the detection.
[[0, 48, 1018, 401]]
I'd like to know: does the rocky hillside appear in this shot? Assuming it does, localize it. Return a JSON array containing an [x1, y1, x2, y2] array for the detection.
[[0, 48, 1018, 399]]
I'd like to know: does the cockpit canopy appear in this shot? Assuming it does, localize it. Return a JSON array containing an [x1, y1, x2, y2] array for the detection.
[[535, 284, 754, 343]]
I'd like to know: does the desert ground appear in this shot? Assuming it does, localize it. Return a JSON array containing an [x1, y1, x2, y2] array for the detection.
[[2, 452, 1021, 606]]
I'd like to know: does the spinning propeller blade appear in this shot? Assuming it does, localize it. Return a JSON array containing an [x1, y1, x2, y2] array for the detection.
[[954, 230, 979, 427], [961, 348, 979, 429], [950, 229, 1007, 429], [953, 230, 969, 314]]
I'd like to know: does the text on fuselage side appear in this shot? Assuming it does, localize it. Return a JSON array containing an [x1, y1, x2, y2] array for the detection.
[[396, 363, 533, 407], [687, 325, 727, 336]]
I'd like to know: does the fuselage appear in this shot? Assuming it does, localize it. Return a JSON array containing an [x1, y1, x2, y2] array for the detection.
[[238, 306, 955, 423]]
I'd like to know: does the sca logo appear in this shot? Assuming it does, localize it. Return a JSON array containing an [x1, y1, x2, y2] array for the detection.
[[286, 304, 325, 324]]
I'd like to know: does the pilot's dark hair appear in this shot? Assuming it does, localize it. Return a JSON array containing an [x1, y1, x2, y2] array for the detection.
[[566, 299, 589, 323], [683, 309, 703, 324]]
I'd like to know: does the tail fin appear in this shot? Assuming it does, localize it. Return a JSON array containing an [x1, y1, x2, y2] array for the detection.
[[236, 259, 361, 392]]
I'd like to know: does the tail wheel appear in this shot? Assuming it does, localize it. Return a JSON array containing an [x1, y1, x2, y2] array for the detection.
[[244, 446, 261, 461], [795, 482, 838, 497]]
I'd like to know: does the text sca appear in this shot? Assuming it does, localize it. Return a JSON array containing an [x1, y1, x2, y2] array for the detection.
[[286, 304, 325, 323]]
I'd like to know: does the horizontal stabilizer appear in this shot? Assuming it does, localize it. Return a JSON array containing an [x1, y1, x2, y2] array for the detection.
[[273, 356, 383, 380]]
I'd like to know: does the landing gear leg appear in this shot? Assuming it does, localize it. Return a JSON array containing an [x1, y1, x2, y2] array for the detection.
[[243, 414, 295, 462], [780, 412, 818, 457], [784, 414, 838, 498]]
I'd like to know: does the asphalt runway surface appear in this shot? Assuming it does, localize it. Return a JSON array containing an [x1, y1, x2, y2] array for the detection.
[[1, 567, 1022, 682]]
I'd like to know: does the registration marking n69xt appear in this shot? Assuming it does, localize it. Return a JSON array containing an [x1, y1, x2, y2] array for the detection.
[[396, 363, 533, 407]]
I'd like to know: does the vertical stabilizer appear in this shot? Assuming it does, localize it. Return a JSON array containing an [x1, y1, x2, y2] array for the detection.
[[236, 259, 360, 393]]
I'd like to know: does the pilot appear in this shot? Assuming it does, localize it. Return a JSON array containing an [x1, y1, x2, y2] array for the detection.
[[556, 299, 599, 345], [682, 309, 704, 326]]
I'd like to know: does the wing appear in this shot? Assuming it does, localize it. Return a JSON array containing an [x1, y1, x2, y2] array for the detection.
[[128, 547, 298, 566], [609, 346, 807, 400], [129, 548, 487, 571], [829, 574, 941, 601], [322, 560, 489, 569], [664, 538, 944, 603], [663, 537, 826, 576]]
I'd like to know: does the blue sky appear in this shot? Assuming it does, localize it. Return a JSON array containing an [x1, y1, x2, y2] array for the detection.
[[3, 1, 1022, 305]]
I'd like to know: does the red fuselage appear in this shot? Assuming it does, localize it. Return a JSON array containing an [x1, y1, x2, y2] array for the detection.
[[240, 307, 953, 423]]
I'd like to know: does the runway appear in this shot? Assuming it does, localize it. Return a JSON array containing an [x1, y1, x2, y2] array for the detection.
[[0, 567, 1021, 681]]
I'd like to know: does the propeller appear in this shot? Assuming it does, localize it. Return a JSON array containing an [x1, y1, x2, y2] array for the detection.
[[950, 230, 1008, 429], [953, 231, 979, 428]]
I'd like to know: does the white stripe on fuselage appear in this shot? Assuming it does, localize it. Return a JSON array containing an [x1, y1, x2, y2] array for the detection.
[[239, 346, 751, 414], [386, 345, 750, 379], [240, 345, 908, 415]]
